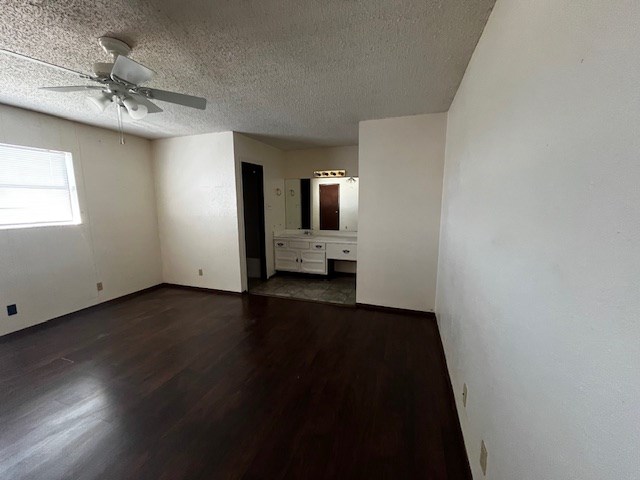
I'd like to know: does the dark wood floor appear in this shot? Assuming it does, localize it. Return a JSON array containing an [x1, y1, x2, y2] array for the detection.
[[0, 287, 470, 480]]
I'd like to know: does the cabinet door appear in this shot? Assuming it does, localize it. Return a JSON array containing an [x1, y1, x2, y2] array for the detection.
[[275, 249, 299, 272], [300, 251, 327, 275]]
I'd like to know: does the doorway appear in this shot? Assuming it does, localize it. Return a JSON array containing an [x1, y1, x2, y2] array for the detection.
[[242, 162, 267, 282], [319, 183, 340, 230], [300, 178, 311, 230], [250, 176, 358, 305]]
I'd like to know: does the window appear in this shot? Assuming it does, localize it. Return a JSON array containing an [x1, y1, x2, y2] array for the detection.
[[0, 142, 81, 229]]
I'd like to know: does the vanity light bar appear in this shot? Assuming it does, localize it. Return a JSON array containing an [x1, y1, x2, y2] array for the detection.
[[313, 170, 346, 178]]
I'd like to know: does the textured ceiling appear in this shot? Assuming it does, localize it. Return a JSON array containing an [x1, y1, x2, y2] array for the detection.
[[0, 0, 495, 149]]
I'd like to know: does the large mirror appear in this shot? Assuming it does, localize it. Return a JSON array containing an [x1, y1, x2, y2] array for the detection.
[[285, 177, 359, 231]]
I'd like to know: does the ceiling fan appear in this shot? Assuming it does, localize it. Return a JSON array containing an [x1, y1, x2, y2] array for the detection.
[[0, 37, 207, 144]]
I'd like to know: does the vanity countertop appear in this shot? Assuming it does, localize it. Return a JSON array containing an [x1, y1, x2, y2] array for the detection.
[[274, 231, 357, 245]]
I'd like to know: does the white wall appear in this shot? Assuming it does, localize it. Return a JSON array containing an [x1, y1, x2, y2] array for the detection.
[[0, 104, 162, 336], [357, 113, 446, 311], [233, 133, 286, 289], [284, 179, 302, 229], [153, 132, 243, 292], [284, 145, 358, 178], [436, 1, 640, 479]]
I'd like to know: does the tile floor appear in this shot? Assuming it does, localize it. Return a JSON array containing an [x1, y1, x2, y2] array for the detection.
[[249, 273, 356, 305]]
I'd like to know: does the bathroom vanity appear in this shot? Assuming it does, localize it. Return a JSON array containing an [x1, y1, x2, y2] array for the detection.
[[276, 173, 358, 276], [274, 232, 357, 275]]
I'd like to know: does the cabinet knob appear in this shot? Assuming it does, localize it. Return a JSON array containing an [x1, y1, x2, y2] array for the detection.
[[343, 249, 350, 254]]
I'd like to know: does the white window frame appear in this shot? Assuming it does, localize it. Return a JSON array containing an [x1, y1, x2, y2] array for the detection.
[[0, 142, 82, 230]]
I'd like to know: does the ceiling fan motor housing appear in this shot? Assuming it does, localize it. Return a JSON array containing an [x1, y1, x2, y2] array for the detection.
[[94, 37, 131, 77], [92, 62, 114, 77], [98, 36, 131, 59]]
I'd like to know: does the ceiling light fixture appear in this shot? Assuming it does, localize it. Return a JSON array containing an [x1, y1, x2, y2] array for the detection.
[[122, 97, 148, 120], [85, 93, 112, 112], [314, 170, 346, 178], [0, 36, 207, 145]]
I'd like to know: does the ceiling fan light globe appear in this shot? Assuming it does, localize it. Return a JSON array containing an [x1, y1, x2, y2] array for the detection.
[[129, 104, 148, 120], [121, 110, 136, 123], [85, 93, 111, 112], [123, 97, 148, 120]]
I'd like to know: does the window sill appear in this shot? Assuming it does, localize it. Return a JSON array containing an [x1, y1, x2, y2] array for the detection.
[[0, 221, 82, 231]]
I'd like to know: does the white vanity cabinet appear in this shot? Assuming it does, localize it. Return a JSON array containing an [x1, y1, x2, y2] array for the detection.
[[274, 239, 328, 274], [274, 234, 358, 275]]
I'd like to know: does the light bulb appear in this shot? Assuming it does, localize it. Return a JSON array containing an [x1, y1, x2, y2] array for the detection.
[[122, 97, 148, 120]]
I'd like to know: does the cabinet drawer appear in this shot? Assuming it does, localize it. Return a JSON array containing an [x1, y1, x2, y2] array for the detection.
[[311, 242, 326, 251], [288, 240, 310, 250], [326, 243, 357, 261], [274, 240, 287, 248]]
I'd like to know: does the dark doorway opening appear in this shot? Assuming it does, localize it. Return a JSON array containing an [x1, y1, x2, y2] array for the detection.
[[300, 178, 311, 229], [242, 162, 267, 281], [319, 183, 340, 230]]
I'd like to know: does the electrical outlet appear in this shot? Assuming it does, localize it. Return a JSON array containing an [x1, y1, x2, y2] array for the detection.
[[462, 383, 468, 408], [198, 269, 203, 276], [480, 440, 488, 476], [96, 282, 104, 291], [7, 304, 17, 316]]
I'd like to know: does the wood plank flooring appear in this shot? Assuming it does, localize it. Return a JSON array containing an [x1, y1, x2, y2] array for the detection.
[[0, 286, 470, 480]]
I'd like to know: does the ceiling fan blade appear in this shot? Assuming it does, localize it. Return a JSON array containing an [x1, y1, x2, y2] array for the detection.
[[0, 48, 92, 79], [130, 93, 163, 114], [111, 56, 155, 85], [41, 85, 105, 92], [145, 88, 207, 110]]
